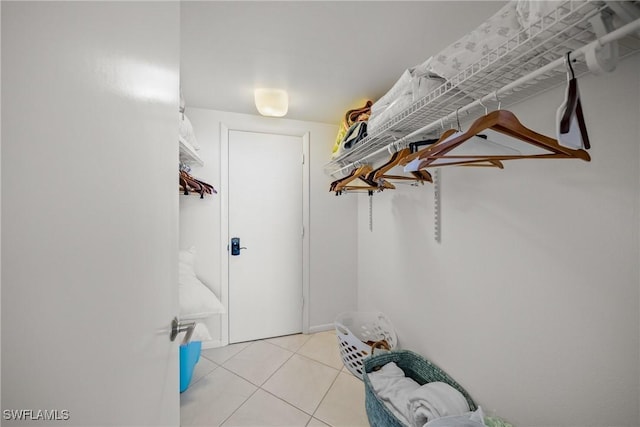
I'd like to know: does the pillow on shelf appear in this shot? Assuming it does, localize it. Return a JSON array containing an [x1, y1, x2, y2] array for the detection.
[[177, 322, 212, 343], [428, 1, 521, 82], [179, 247, 225, 319], [178, 113, 201, 151], [191, 323, 212, 341], [179, 246, 197, 278]]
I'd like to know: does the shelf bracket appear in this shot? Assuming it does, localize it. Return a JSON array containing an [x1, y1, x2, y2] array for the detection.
[[368, 190, 374, 232], [434, 169, 441, 243], [606, 1, 640, 35], [585, 10, 618, 74]]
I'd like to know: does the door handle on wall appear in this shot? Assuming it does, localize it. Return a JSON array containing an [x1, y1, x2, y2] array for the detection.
[[230, 237, 247, 256]]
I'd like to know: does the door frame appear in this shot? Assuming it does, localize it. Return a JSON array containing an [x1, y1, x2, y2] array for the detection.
[[220, 123, 310, 346]]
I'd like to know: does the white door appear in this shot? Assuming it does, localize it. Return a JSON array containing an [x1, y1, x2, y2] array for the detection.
[[228, 131, 303, 343], [2, 3, 180, 426]]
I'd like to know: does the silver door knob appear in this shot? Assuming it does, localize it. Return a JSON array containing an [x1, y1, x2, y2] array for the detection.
[[170, 317, 196, 343]]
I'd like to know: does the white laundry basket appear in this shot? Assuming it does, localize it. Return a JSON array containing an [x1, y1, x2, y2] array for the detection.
[[334, 312, 397, 380]]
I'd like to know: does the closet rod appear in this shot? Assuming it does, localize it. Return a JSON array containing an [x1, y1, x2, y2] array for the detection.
[[334, 17, 640, 178]]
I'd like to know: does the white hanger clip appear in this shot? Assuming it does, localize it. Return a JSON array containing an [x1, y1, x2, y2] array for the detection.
[[478, 99, 488, 115]]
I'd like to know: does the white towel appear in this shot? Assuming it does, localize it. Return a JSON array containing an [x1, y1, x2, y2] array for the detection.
[[407, 381, 470, 427], [423, 406, 486, 427], [368, 362, 420, 426]]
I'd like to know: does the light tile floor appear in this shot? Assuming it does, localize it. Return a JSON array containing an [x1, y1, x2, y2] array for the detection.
[[180, 330, 369, 427]]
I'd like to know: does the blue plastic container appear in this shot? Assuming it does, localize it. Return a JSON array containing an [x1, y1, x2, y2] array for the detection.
[[179, 341, 202, 393]]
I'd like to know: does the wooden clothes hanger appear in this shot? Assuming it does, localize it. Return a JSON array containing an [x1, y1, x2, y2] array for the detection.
[[332, 165, 373, 192], [412, 109, 590, 170], [330, 165, 370, 192], [337, 181, 395, 193], [179, 170, 217, 198], [331, 165, 395, 193], [367, 148, 433, 184], [400, 129, 458, 165], [401, 128, 505, 171]]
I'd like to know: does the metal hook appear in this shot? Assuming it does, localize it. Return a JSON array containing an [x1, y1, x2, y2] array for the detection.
[[478, 98, 488, 115], [565, 51, 575, 80], [494, 90, 502, 110], [455, 107, 462, 131], [440, 118, 445, 130]]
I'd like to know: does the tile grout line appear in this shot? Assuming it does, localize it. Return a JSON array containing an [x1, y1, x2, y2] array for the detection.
[[257, 340, 297, 387], [256, 338, 316, 421], [217, 340, 298, 426], [295, 351, 344, 372], [259, 355, 341, 419], [264, 335, 313, 353], [187, 361, 219, 388], [216, 365, 262, 427], [302, 333, 349, 426], [185, 332, 355, 427], [298, 337, 345, 427], [255, 338, 345, 423], [261, 335, 344, 424], [259, 388, 314, 421], [200, 341, 250, 365], [310, 371, 342, 427]]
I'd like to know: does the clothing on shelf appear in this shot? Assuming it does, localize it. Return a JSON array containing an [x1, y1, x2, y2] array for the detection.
[[331, 100, 373, 159]]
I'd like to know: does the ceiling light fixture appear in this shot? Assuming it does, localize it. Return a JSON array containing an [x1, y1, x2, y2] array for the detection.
[[254, 88, 288, 117]]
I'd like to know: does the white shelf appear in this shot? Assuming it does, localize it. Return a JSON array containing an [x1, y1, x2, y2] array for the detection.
[[324, 0, 640, 179], [179, 136, 204, 167]]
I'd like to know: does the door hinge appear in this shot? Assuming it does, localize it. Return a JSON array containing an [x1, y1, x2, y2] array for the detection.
[[301, 226, 305, 238], [302, 153, 305, 164]]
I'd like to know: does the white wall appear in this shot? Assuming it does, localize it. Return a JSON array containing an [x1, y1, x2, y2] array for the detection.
[[357, 54, 640, 427], [180, 108, 358, 344], [1, 1, 3, 411], [2, 2, 180, 425]]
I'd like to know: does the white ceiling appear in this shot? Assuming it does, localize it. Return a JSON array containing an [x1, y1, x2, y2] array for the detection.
[[180, 1, 506, 124]]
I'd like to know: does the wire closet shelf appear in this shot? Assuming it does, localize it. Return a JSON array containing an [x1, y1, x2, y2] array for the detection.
[[324, 0, 640, 179]]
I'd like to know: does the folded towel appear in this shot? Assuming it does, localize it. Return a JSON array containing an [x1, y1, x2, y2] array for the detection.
[[424, 406, 486, 427], [408, 381, 470, 427], [368, 362, 421, 426]]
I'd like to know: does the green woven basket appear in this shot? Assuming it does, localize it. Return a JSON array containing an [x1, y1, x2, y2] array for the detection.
[[363, 350, 477, 427]]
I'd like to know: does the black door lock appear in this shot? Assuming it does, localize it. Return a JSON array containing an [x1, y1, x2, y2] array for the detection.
[[230, 237, 247, 256]]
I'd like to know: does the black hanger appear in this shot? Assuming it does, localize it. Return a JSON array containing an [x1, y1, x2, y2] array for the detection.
[[559, 52, 590, 149], [409, 138, 439, 153]]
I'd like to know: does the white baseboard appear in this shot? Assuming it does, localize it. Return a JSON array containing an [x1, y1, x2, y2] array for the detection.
[[309, 323, 334, 334], [199, 326, 332, 349]]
